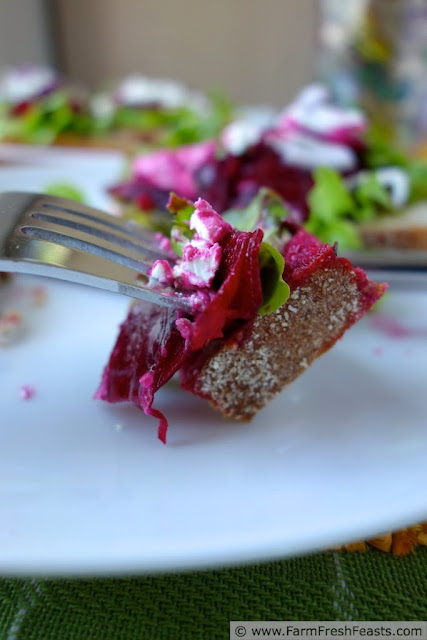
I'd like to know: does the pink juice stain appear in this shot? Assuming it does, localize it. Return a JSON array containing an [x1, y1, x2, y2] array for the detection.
[[20, 384, 36, 400], [369, 313, 427, 339]]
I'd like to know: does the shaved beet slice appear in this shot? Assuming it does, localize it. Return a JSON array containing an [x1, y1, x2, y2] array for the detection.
[[95, 228, 264, 442], [95, 304, 186, 443], [190, 229, 263, 351], [197, 142, 314, 220]]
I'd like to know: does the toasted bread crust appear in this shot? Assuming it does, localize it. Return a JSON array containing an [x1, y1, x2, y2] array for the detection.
[[187, 266, 365, 420], [360, 225, 427, 250], [359, 203, 427, 250]]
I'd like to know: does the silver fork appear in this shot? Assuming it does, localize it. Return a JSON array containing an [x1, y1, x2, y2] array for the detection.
[[0, 191, 192, 311]]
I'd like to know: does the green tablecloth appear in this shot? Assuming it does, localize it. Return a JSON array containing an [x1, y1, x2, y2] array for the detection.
[[1, 549, 426, 639]]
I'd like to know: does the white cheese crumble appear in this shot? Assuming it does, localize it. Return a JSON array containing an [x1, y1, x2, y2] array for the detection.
[[0, 66, 58, 104]]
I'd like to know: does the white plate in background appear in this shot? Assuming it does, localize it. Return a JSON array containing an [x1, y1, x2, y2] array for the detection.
[[0, 162, 427, 576]]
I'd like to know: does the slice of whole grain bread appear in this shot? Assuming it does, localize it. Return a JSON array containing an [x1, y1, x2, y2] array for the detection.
[[180, 231, 386, 420]]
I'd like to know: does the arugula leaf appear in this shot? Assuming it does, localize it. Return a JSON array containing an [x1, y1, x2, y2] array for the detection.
[[363, 128, 408, 169], [222, 190, 292, 314], [305, 167, 362, 249], [166, 190, 291, 315], [307, 167, 355, 223], [305, 167, 397, 250], [352, 172, 394, 223], [305, 217, 362, 249], [122, 206, 172, 236], [223, 196, 263, 232], [44, 182, 85, 202], [406, 161, 427, 203], [167, 193, 195, 257], [355, 172, 393, 210], [112, 90, 234, 147], [258, 242, 290, 315], [0, 89, 96, 144], [167, 192, 194, 215], [223, 187, 290, 244], [363, 128, 427, 204]]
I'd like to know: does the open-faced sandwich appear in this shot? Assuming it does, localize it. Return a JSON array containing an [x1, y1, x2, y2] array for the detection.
[[90, 74, 233, 150], [96, 192, 386, 442], [0, 65, 233, 152], [109, 84, 427, 251], [0, 65, 96, 146]]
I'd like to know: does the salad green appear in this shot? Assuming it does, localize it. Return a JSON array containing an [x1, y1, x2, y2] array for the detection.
[[0, 91, 94, 144], [168, 191, 290, 315], [304, 167, 395, 249], [44, 182, 86, 202]]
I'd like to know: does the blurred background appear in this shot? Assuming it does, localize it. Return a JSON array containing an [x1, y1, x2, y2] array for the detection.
[[2, 0, 427, 149], [0, 0, 317, 106]]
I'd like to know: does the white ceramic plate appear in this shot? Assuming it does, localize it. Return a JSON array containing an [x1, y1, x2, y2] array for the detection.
[[1, 161, 427, 576]]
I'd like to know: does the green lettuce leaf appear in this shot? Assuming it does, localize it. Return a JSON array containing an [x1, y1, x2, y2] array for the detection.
[[111, 90, 234, 147], [0, 90, 96, 144], [167, 193, 195, 257], [223, 187, 290, 245], [305, 167, 361, 249], [166, 190, 291, 315], [307, 167, 354, 223], [258, 241, 290, 315], [363, 128, 408, 169], [406, 161, 427, 203], [222, 190, 291, 313], [305, 166, 396, 250], [363, 128, 427, 204], [352, 172, 394, 222], [44, 182, 85, 202]]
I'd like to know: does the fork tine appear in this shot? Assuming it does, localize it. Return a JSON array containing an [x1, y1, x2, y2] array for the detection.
[[20, 223, 154, 274], [27, 210, 168, 264], [0, 191, 194, 311], [38, 200, 172, 255], [14, 194, 173, 274]]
